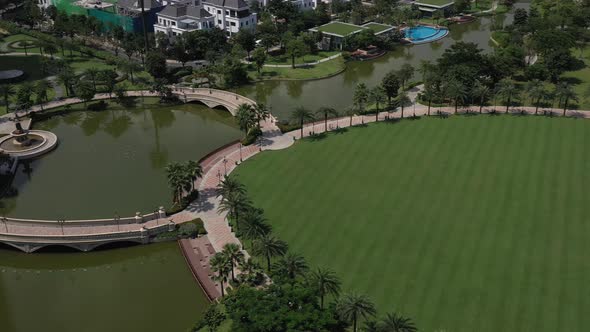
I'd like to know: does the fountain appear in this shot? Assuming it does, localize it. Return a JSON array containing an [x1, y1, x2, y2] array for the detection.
[[0, 121, 58, 159]]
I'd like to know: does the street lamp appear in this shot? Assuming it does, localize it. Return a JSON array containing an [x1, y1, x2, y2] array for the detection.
[[115, 214, 120, 232], [155, 209, 159, 225], [1, 216, 7, 233], [217, 169, 221, 181], [239, 143, 243, 162], [223, 157, 228, 175]]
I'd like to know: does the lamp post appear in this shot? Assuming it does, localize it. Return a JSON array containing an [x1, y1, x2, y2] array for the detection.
[[115, 214, 120, 232], [223, 157, 228, 175], [239, 143, 243, 162], [1, 216, 7, 233], [155, 209, 159, 225], [217, 169, 221, 181]]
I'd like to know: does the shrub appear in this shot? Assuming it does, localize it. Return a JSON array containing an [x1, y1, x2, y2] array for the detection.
[[242, 127, 262, 146]]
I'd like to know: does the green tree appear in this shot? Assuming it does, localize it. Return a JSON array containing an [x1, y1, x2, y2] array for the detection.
[[496, 78, 517, 113], [222, 242, 245, 282], [146, 51, 167, 79], [369, 86, 386, 121], [218, 191, 250, 234], [251, 47, 267, 74], [98, 70, 117, 97], [57, 66, 77, 97], [15, 83, 33, 112], [308, 267, 341, 310], [236, 103, 256, 136], [397, 90, 411, 118], [273, 252, 308, 281], [241, 207, 271, 246], [34, 80, 51, 108], [291, 106, 315, 138], [253, 235, 288, 270], [185, 160, 202, 192], [555, 82, 578, 116], [525, 79, 546, 115], [0, 84, 15, 111], [397, 64, 414, 90], [421, 83, 436, 116], [44, 43, 57, 59], [196, 304, 226, 332], [382, 71, 401, 106], [446, 80, 468, 114], [336, 292, 377, 332], [379, 312, 417, 332], [472, 80, 490, 114], [253, 103, 271, 128], [216, 175, 246, 200], [84, 68, 100, 91], [234, 29, 257, 58], [286, 37, 308, 68], [210, 252, 232, 297], [165, 162, 192, 204], [353, 83, 369, 114], [77, 80, 95, 109], [316, 107, 338, 132]]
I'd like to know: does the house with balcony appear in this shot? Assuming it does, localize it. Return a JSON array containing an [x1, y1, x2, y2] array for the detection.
[[154, 2, 215, 38], [202, 0, 256, 35]]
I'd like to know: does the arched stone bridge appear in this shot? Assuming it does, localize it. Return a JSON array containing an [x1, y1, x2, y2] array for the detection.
[[171, 87, 256, 115], [0, 210, 177, 253]]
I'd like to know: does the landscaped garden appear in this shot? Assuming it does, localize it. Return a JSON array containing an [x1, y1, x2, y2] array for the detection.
[[234, 115, 590, 332]]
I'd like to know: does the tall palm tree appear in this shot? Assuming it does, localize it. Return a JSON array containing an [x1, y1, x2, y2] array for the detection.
[[253, 235, 288, 271], [0, 84, 16, 111], [273, 252, 308, 281], [253, 103, 271, 128], [353, 83, 369, 114], [525, 79, 546, 115], [379, 312, 417, 332], [316, 107, 338, 132], [345, 106, 357, 126], [397, 90, 411, 119], [241, 207, 271, 246], [472, 80, 490, 114], [34, 80, 51, 110], [369, 86, 386, 121], [221, 242, 244, 282], [336, 292, 377, 332], [165, 162, 191, 204], [555, 82, 578, 116], [210, 252, 232, 297], [291, 106, 315, 138], [446, 80, 467, 114], [236, 103, 256, 137], [421, 83, 436, 116], [308, 267, 341, 309], [216, 175, 246, 199], [185, 160, 202, 192], [218, 191, 250, 234], [496, 78, 517, 114]]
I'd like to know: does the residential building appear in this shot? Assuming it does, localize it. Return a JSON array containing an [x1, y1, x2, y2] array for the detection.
[[154, 2, 215, 38], [202, 0, 256, 35], [290, 0, 317, 11]]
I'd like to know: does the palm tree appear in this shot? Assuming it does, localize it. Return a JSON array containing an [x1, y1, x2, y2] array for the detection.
[[34, 80, 51, 110], [345, 106, 357, 126], [525, 79, 546, 115], [57, 67, 77, 97], [216, 175, 246, 199], [236, 103, 256, 137], [185, 160, 202, 192], [421, 83, 436, 116], [446, 80, 467, 114], [397, 90, 411, 119], [316, 107, 338, 132], [555, 82, 578, 116], [44, 43, 57, 59], [241, 207, 271, 246], [165, 162, 191, 204], [472, 80, 490, 114], [210, 252, 232, 297], [218, 191, 250, 234], [84, 68, 100, 91], [308, 267, 341, 309], [379, 312, 417, 332], [496, 78, 517, 114], [336, 292, 377, 332], [291, 106, 315, 139], [0, 84, 16, 111], [253, 235, 288, 271], [253, 103, 271, 128], [221, 242, 244, 282], [369, 86, 386, 121], [273, 252, 308, 280], [353, 83, 369, 114]]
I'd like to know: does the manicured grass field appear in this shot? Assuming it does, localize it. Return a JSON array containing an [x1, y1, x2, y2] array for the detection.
[[416, 0, 454, 6], [235, 116, 590, 332], [249, 56, 345, 81]]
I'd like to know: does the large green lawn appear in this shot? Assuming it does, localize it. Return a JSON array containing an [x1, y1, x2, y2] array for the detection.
[[235, 116, 590, 332]]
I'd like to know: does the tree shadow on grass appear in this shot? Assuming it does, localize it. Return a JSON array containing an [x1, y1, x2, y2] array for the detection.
[[331, 127, 348, 134], [306, 132, 328, 142]]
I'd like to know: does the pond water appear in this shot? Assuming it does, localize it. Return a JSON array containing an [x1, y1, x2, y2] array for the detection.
[[239, 1, 530, 120], [0, 242, 210, 332], [0, 101, 242, 219]]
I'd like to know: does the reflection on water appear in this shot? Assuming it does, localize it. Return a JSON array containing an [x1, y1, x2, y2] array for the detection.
[[0, 102, 242, 219], [240, 1, 531, 120], [0, 242, 209, 332]]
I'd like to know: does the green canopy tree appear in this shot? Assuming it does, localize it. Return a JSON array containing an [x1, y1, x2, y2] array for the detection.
[[291, 106, 315, 138], [253, 235, 288, 270], [308, 267, 341, 310], [336, 292, 377, 332]]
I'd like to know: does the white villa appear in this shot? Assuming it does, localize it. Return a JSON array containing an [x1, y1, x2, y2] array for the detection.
[[154, 2, 215, 38], [202, 0, 257, 35]]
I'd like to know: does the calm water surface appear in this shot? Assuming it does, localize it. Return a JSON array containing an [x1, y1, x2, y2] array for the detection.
[[0, 102, 242, 219], [0, 242, 209, 332]]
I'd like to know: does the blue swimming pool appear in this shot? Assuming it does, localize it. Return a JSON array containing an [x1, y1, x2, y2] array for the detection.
[[405, 25, 449, 44]]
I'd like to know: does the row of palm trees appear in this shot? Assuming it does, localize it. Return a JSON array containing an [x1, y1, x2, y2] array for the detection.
[[164, 160, 202, 205], [235, 103, 271, 138], [213, 175, 417, 331], [0, 80, 52, 113], [421, 78, 579, 116]]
